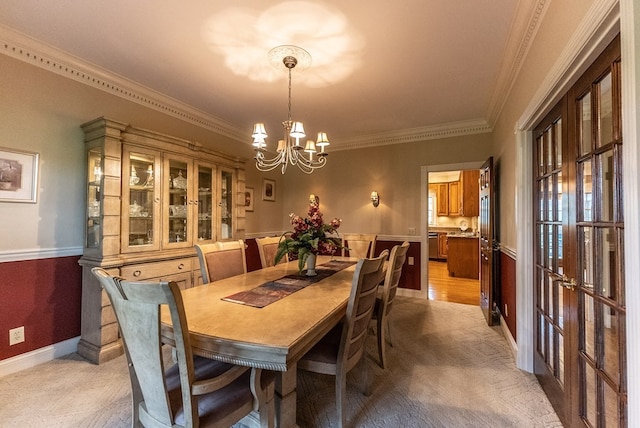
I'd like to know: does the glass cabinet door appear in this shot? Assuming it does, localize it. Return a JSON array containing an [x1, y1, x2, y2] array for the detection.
[[122, 146, 161, 253], [195, 163, 215, 242], [86, 147, 103, 249], [165, 155, 192, 248], [219, 169, 234, 240]]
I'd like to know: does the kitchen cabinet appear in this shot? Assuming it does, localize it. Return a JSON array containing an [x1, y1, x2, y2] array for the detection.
[[437, 183, 449, 216], [447, 236, 479, 279], [447, 181, 460, 216], [459, 170, 480, 216], [78, 117, 247, 364], [433, 170, 479, 217], [438, 233, 449, 259]]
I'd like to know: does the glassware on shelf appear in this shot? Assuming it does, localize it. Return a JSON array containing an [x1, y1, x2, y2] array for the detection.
[[129, 165, 139, 186], [88, 199, 100, 217], [142, 164, 154, 187], [172, 171, 187, 189], [92, 159, 102, 185]]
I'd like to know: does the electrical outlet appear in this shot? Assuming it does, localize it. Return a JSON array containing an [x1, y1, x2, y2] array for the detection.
[[407, 256, 414, 265], [9, 326, 24, 346], [408, 227, 416, 235]]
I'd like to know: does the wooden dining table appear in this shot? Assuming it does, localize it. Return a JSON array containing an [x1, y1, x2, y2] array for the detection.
[[160, 255, 358, 428]]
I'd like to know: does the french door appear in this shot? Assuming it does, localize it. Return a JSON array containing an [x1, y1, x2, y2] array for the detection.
[[533, 35, 626, 426]]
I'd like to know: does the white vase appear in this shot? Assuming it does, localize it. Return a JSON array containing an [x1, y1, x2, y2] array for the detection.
[[306, 254, 317, 276]]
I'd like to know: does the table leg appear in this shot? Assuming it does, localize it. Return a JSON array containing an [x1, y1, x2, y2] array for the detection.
[[275, 363, 299, 428]]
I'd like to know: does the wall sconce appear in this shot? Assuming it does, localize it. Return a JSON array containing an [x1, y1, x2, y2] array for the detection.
[[370, 191, 380, 207]]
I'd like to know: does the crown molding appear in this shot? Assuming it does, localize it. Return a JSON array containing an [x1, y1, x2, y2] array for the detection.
[[516, 0, 619, 130], [0, 24, 246, 142], [486, 0, 551, 127], [333, 119, 492, 152], [1, 24, 491, 151]]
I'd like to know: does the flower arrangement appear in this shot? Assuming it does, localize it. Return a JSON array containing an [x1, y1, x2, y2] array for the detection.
[[275, 202, 343, 272]]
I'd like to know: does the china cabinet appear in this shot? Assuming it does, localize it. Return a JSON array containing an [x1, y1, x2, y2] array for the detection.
[[78, 117, 246, 363]]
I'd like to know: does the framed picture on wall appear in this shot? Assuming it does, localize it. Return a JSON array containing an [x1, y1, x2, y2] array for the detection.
[[262, 178, 275, 202], [244, 187, 254, 211], [0, 147, 39, 203]]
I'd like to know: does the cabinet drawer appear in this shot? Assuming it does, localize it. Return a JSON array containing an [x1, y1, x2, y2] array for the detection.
[[121, 258, 192, 280]]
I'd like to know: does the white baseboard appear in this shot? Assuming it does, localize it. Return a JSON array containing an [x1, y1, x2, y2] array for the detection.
[[500, 315, 518, 359], [0, 336, 80, 378], [397, 288, 429, 299]]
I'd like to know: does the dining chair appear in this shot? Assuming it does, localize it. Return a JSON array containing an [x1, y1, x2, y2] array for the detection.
[[256, 236, 288, 268], [371, 241, 410, 368], [195, 240, 247, 283], [91, 268, 275, 428], [297, 251, 388, 428], [341, 233, 377, 258]]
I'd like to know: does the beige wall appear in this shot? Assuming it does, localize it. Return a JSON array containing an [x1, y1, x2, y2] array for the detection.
[[491, 0, 597, 250], [0, 0, 600, 254], [277, 134, 492, 237], [0, 54, 271, 253]]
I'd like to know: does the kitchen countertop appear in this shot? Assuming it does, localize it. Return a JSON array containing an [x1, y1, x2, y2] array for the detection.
[[446, 233, 479, 238]]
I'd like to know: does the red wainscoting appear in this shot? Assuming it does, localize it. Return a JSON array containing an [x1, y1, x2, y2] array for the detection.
[[0, 256, 82, 361], [374, 240, 421, 290], [500, 250, 517, 341]]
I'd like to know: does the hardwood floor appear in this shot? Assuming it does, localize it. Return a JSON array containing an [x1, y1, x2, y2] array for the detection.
[[428, 260, 480, 306]]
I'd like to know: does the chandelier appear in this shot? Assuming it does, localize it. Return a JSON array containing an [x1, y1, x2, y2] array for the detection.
[[252, 45, 329, 174]]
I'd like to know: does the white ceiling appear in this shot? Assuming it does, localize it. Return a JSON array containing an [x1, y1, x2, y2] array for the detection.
[[0, 0, 540, 150]]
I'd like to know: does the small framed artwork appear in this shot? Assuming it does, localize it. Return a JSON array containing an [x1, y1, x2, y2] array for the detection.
[[262, 178, 276, 202], [244, 187, 254, 212], [0, 147, 39, 203]]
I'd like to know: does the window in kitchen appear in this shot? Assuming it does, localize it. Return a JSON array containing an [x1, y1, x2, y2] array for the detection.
[[428, 196, 435, 225]]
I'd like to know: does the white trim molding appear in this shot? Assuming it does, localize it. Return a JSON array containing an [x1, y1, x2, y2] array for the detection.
[[335, 119, 492, 152], [0, 246, 83, 263], [0, 24, 245, 143], [620, 0, 640, 422], [0, 336, 80, 378], [486, 0, 551, 127]]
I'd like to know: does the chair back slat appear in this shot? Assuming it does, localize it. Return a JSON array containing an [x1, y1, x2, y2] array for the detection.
[[381, 241, 410, 316], [339, 253, 386, 371], [92, 269, 194, 426]]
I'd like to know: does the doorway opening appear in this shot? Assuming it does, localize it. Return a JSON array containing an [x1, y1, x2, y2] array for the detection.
[[423, 165, 482, 306]]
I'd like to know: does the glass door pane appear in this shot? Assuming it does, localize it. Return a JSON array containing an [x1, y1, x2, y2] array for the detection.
[[122, 146, 160, 253], [196, 164, 215, 242], [166, 157, 191, 247], [219, 170, 233, 240], [86, 147, 102, 249]]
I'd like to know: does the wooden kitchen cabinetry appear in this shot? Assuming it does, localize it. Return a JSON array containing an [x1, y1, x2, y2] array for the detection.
[[437, 183, 449, 216], [78, 117, 246, 364], [433, 170, 479, 217], [438, 233, 449, 259], [447, 236, 479, 279], [459, 169, 480, 216], [447, 181, 460, 216]]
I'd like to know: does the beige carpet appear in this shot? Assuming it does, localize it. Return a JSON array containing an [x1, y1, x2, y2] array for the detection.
[[0, 297, 562, 427]]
